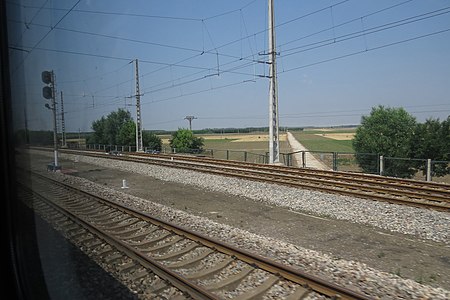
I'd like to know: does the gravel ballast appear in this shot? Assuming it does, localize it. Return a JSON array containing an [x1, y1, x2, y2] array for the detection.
[[65, 152, 449, 244], [30, 150, 450, 299]]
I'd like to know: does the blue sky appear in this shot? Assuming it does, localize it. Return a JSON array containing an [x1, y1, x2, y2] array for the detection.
[[7, 0, 450, 132]]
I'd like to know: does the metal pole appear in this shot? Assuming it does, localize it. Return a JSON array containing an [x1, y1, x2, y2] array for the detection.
[[60, 91, 67, 148], [135, 59, 143, 152], [51, 71, 58, 167], [268, 0, 280, 164], [185, 116, 197, 130]]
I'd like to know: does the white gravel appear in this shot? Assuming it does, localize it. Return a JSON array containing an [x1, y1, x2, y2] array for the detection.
[[33, 150, 450, 299]]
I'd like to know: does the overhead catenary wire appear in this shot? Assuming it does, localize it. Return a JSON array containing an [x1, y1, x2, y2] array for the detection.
[[10, 0, 378, 97], [15, 1, 450, 131], [57, 23, 450, 120], [281, 6, 450, 57], [90, 1, 427, 98], [10, 0, 82, 74]]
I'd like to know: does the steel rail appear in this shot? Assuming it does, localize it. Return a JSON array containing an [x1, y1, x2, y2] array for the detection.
[[132, 152, 450, 196], [26, 171, 374, 300], [94, 151, 450, 210], [30, 147, 450, 211], [57, 147, 450, 196], [19, 179, 217, 300]]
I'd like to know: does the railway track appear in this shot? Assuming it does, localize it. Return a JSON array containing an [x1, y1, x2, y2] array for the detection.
[[19, 171, 373, 300], [43, 147, 450, 211]]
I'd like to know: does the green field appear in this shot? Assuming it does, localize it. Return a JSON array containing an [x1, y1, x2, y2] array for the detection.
[[160, 129, 356, 154], [158, 129, 450, 183], [160, 132, 292, 163], [290, 130, 356, 153]]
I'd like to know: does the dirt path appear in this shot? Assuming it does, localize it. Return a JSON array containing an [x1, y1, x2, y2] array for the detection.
[[286, 132, 331, 170]]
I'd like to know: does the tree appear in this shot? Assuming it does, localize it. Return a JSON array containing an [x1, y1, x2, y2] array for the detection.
[[89, 116, 107, 144], [353, 106, 417, 178], [169, 129, 204, 153], [143, 131, 162, 151], [116, 120, 135, 146], [89, 109, 134, 145], [411, 116, 450, 177]]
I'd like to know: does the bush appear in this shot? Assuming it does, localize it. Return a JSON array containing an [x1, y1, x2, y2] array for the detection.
[[353, 106, 417, 178], [169, 129, 204, 153]]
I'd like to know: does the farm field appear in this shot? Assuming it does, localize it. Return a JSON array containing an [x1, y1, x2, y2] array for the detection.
[[160, 132, 292, 163], [290, 128, 356, 153], [157, 129, 450, 183]]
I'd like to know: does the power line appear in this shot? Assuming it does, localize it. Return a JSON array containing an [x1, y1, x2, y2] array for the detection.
[[11, 0, 49, 47], [11, 0, 82, 73], [202, 0, 259, 21], [127, 0, 440, 97], [59, 24, 450, 119], [281, 6, 450, 57], [10, 0, 373, 98], [278, 0, 414, 49], [281, 27, 450, 74], [136, 0, 420, 93], [13, 45, 219, 71], [12, 0, 261, 23], [10, 3, 203, 22], [16, 1, 450, 128]]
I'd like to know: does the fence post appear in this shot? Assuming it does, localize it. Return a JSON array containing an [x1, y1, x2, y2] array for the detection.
[[226, 150, 229, 160], [379, 155, 384, 176], [302, 151, 306, 168], [333, 152, 337, 171], [426, 159, 432, 182]]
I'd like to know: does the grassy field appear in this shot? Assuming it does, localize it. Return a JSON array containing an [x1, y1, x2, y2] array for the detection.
[[160, 129, 355, 154], [290, 129, 356, 153], [160, 132, 292, 163], [157, 129, 450, 183]]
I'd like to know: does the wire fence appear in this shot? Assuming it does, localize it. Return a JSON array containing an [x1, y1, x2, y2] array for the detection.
[[84, 144, 449, 183]]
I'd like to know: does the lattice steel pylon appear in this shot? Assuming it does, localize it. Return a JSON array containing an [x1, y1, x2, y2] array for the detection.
[[268, 0, 280, 164], [135, 59, 143, 152]]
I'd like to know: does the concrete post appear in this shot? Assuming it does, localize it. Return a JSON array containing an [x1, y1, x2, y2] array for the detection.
[[333, 152, 337, 171], [426, 159, 432, 182], [302, 151, 306, 168], [379, 155, 384, 176]]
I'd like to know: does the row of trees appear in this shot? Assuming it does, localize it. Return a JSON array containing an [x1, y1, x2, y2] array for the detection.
[[28, 107, 446, 179], [88, 109, 204, 152], [88, 109, 162, 151], [353, 106, 449, 178]]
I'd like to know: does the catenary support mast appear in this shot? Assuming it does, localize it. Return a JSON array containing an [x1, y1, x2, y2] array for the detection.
[[268, 0, 280, 164], [60, 91, 66, 148], [51, 71, 58, 166], [135, 59, 143, 152]]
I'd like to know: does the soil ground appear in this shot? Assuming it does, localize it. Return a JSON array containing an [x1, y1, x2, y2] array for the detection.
[[30, 153, 450, 291]]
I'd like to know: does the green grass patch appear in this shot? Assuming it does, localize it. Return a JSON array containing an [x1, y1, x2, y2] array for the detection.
[[202, 138, 239, 143], [302, 128, 357, 134], [290, 131, 355, 153]]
